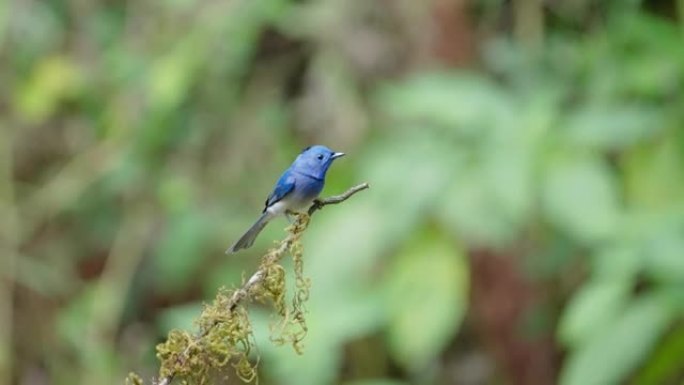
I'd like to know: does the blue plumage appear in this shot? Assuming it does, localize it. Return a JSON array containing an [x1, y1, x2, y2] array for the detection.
[[265, 172, 296, 209], [227, 145, 345, 253]]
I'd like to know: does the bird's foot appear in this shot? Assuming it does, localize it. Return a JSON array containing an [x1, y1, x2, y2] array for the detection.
[[285, 212, 295, 224], [310, 198, 323, 212]]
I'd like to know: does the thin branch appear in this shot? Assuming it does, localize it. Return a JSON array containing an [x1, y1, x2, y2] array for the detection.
[[308, 182, 370, 215], [153, 182, 369, 385]]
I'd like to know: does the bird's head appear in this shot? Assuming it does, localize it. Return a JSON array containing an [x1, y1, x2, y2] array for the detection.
[[293, 145, 345, 179]]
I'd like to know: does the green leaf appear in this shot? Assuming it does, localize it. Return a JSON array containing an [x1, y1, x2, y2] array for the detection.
[[635, 324, 684, 385], [624, 139, 684, 210], [17, 56, 82, 122], [560, 293, 675, 385], [643, 227, 684, 284], [383, 231, 468, 371], [438, 137, 535, 245], [439, 168, 516, 245], [361, 134, 456, 218], [543, 156, 620, 243], [148, 38, 202, 112], [558, 280, 631, 348], [591, 244, 642, 281], [563, 104, 663, 150], [375, 72, 513, 136]]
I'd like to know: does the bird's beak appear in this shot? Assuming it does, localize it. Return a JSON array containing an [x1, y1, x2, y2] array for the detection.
[[331, 152, 346, 160]]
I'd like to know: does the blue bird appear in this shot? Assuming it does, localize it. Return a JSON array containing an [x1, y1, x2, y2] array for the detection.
[[227, 145, 345, 253]]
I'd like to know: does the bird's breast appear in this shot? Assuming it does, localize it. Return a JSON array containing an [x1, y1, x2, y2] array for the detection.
[[266, 173, 324, 216], [289, 174, 324, 207]]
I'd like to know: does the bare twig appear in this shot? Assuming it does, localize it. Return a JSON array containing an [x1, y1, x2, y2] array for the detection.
[[308, 182, 370, 215], [152, 182, 369, 385]]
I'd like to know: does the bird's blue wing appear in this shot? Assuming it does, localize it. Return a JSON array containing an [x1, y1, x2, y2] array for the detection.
[[264, 170, 296, 211]]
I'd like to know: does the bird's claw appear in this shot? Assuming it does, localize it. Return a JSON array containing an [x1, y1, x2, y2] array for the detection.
[[285, 212, 295, 224]]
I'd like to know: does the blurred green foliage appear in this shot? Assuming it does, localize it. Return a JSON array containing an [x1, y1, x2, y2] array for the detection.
[[3, 0, 684, 384]]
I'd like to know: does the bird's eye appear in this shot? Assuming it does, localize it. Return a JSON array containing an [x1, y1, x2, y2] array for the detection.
[[317, 154, 324, 160]]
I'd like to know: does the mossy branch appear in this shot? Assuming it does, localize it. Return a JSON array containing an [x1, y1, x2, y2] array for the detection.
[[127, 183, 369, 385]]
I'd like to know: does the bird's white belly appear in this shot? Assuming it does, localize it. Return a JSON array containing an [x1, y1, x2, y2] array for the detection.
[[265, 196, 311, 217]]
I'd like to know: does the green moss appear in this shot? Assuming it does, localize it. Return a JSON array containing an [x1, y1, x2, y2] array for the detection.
[[136, 213, 313, 384], [268, 224, 310, 354], [125, 372, 143, 385]]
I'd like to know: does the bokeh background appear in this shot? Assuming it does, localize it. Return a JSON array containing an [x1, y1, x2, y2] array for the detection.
[[3, 0, 684, 384]]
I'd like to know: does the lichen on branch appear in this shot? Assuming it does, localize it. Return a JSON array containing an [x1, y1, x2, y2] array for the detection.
[[127, 182, 369, 385]]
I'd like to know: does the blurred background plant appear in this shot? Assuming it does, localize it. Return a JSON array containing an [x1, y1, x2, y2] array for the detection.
[[2, 0, 684, 384]]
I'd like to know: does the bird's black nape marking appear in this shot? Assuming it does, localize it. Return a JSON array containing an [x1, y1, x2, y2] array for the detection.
[[301, 146, 312, 153]]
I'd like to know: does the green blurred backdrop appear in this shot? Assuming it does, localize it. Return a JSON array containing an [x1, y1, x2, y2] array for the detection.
[[2, 0, 684, 384]]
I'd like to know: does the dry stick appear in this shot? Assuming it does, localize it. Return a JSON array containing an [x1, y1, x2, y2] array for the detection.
[[154, 182, 370, 385]]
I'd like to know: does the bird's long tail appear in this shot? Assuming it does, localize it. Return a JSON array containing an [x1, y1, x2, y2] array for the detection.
[[226, 212, 272, 253]]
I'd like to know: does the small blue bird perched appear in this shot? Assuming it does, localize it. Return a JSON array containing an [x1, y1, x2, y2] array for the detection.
[[227, 145, 345, 253]]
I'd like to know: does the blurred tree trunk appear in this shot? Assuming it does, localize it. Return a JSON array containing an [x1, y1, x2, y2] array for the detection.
[[469, 250, 559, 385], [430, 0, 475, 66]]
